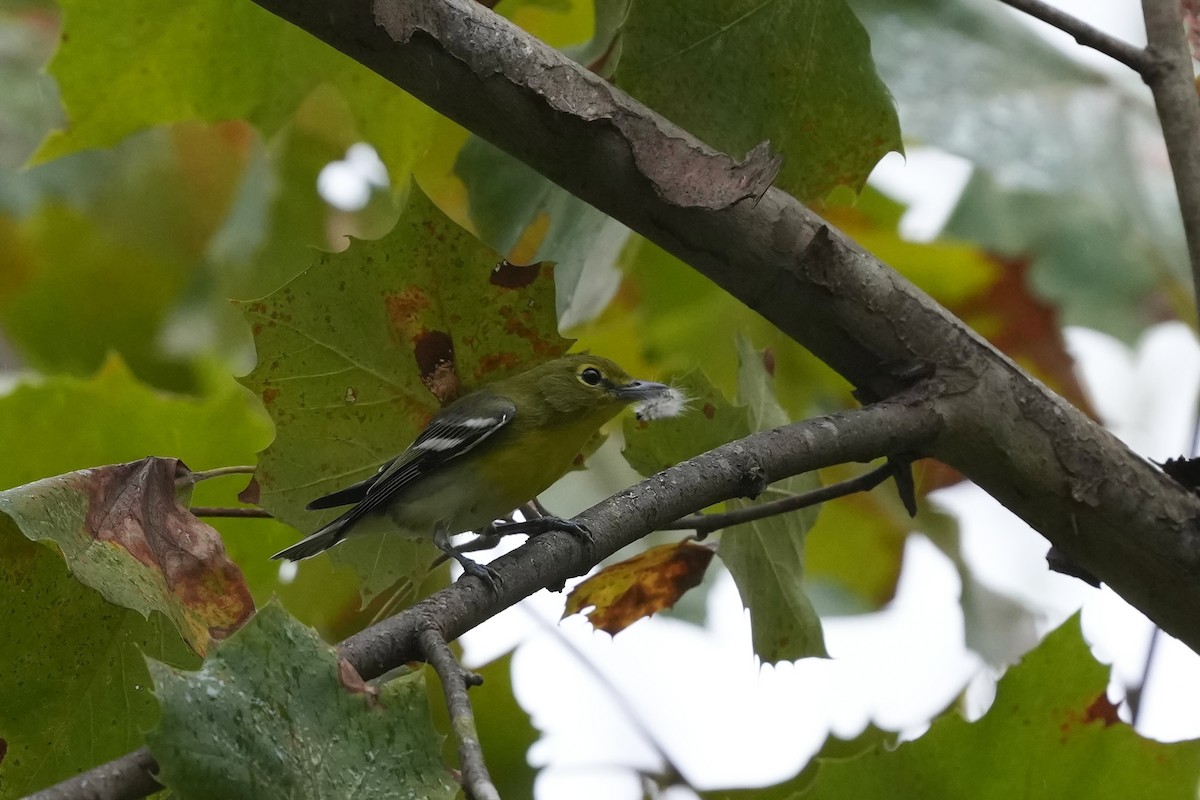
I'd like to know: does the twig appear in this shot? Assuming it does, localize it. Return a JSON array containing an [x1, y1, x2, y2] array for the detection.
[[661, 462, 893, 535], [180, 465, 257, 484], [1141, 0, 1200, 321], [189, 506, 271, 518], [996, 0, 1156, 73], [417, 624, 500, 800]]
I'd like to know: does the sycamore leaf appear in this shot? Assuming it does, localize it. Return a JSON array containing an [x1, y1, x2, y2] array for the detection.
[[800, 615, 1200, 800], [565, 540, 716, 634], [146, 603, 455, 800], [239, 183, 569, 601], [37, 0, 432, 180], [0, 456, 254, 655], [0, 523, 198, 798], [616, 0, 902, 201]]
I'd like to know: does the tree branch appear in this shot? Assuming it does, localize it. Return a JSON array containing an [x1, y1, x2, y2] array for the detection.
[[418, 624, 499, 800], [1141, 0, 1200, 320], [30, 398, 942, 800], [996, 0, 1156, 73], [243, 0, 1200, 657]]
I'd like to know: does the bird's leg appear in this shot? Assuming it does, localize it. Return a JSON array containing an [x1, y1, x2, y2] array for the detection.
[[491, 514, 594, 545], [434, 523, 500, 591]]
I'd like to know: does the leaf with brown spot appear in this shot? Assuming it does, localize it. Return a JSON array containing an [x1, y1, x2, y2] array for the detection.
[[238, 184, 570, 601], [565, 541, 715, 634], [0, 456, 254, 654]]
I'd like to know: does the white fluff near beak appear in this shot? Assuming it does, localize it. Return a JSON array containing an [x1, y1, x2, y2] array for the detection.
[[634, 387, 690, 421]]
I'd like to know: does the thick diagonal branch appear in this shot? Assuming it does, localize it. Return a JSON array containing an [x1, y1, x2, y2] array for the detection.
[[246, 0, 1200, 656]]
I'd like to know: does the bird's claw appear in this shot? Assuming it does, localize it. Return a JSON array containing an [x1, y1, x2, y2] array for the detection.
[[457, 556, 501, 593]]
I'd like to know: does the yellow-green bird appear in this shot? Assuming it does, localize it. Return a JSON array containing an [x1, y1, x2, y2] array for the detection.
[[272, 354, 684, 586]]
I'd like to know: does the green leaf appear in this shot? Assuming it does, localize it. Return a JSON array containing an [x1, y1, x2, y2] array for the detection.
[[0, 522, 198, 800], [239, 184, 570, 601], [146, 602, 456, 800], [616, 0, 902, 200], [622, 345, 827, 662], [37, 0, 433, 182], [801, 615, 1200, 800]]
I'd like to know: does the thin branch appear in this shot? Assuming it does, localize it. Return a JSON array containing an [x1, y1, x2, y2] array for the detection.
[[996, 0, 1156, 73], [418, 624, 499, 800], [662, 461, 893, 535], [181, 465, 257, 484], [1142, 0, 1200, 320], [32, 399, 943, 800], [189, 506, 271, 518]]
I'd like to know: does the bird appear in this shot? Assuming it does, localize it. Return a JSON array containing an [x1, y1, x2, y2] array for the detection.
[[271, 354, 685, 587]]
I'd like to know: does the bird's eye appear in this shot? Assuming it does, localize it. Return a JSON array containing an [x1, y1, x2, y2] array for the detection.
[[579, 367, 603, 386]]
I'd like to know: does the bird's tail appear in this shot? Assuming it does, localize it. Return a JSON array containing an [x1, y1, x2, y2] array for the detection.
[[271, 512, 352, 561]]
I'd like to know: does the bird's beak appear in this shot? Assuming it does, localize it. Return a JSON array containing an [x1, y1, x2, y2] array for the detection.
[[612, 379, 672, 402]]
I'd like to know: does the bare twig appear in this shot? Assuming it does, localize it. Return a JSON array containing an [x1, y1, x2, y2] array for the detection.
[[1141, 0, 1200, 320], [997, 0, 1156, 73], [180, 465, 257, 484], [418, 624, 500, 800], [189, 506, 271, 518], [662, 461, 893, 535]]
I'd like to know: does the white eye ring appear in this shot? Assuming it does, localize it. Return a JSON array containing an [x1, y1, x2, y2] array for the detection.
[[579, 367, 603, 386]]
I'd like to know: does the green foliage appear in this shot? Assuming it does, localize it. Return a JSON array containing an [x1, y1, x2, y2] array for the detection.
[[239, 184, 569, 601], [147, 603, 455, 800], [617, 0, 902, 200], [0, 524, 198, 799], [40, 0, 433, 176]]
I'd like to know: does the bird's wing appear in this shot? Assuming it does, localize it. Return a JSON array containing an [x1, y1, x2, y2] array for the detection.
[[341, 393, 517, 520]]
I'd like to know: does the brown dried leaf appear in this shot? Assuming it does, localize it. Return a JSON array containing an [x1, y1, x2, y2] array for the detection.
[[0, 456, 254, 654], [564, 541, 715, 634]]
